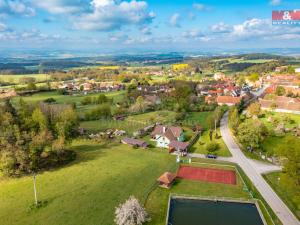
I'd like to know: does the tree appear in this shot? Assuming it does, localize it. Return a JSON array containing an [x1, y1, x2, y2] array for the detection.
[[247, 102, 261, 117], [277, 137, 300, 205], [115, 196, 150, 225], [275, 86, 286, 96], [237, 119, 267, 150], [206, 142, 219, 154], [96, 94, 108, 104], [27, 82, 37, 90], [229, 107, 240, 134], [248, 73, 259, 82]]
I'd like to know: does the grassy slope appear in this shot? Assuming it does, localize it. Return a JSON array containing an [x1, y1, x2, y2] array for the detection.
[[0, 140, 175, 225], [182, 112, 211, 129], [12, 90, 125, 105], [190, 129, 232, 157], [80, 110, 178, 134], [263, 172, 300, 220], [0, 74, 49, 83], [0, 140, 252, 225]]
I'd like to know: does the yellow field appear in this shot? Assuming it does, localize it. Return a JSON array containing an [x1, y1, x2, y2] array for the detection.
[[172, 63, 189, 70], [98, 66, 120, 70]]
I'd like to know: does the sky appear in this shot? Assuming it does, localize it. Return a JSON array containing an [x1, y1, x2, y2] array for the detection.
[[0, 0, 300, 52]]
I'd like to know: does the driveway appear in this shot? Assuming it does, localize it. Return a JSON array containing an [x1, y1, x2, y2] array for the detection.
[[220, 112, 300, 225]]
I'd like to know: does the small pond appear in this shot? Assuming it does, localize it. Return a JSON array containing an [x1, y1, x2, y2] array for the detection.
[[167, 198, 265, 225]]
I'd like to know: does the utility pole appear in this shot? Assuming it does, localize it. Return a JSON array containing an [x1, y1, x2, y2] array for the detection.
[[33, 173, 38, 205]]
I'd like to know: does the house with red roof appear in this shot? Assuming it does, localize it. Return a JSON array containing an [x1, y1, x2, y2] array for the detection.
[[216, 96, 242, 106]]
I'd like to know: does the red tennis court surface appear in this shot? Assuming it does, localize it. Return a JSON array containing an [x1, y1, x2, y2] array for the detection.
[[177, 166, 236, 185]]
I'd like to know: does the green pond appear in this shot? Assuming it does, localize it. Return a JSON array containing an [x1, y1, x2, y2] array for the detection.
[[168, 198, 265, 225]]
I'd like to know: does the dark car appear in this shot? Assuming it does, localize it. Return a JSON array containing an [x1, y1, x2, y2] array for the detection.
[[206, 154, 217, 159]]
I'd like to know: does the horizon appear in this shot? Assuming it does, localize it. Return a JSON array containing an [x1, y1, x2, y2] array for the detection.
[[0, 0, 300, 52]]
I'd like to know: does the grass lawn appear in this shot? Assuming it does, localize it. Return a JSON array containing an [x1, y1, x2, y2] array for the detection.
[[145, 162, 250, 225], [127, 111, 177, 124], [0, 140, 176, 225], [80, 110, 177, 135], [80, 119, 146, 135], [182, 112, 211, 130], [190, 129, 232, 157], [0, 74, 50, 83], [261, 134, 300, 156], [263, 172, 300, 220], [12, 90, 125, 105], [259, 112, 300, 130]]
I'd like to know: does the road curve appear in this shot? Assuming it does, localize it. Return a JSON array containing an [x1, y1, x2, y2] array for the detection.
[[220, 112, 300, 225]]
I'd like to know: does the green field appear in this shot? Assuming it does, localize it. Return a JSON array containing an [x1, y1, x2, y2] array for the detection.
[[80, 110, 178, 134], [0, 74, 50, 83], [182, 112, 211, 129], [261, 134, 300, 156], [259, 112, 300, 130], [80, 119, 146, 134], [190, 129, 232, 157], [264, 172, 300, 220], [127, 111, 177, 124], [12, 90, 125, 105], [0, 140, 253, 225]]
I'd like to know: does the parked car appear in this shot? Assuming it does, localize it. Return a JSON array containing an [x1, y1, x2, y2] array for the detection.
[[206, 154, 217, 159]]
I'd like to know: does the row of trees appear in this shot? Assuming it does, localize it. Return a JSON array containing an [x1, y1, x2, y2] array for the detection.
[[0, 99, 78, 176]]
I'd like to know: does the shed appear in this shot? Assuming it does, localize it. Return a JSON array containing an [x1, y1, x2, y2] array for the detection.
[[157, 172, 176, 188]]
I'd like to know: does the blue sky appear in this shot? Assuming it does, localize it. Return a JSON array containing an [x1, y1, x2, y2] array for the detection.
[[0, 0, 300, 52]]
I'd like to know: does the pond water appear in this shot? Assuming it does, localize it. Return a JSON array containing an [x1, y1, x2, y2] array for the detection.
[[167, 198, 265, 225]]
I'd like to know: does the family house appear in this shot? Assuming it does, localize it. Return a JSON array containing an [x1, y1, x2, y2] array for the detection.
[[151, 125, 184, 148], [216, 96, 242, 106], [168, 140, 189, 155]]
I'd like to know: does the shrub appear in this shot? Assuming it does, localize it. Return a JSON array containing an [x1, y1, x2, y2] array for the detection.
[[206, 142, 219, 153]]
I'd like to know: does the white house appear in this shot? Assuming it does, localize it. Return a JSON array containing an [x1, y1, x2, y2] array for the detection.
[[151, 125, 184, 148], [295, 68, 300, 73]]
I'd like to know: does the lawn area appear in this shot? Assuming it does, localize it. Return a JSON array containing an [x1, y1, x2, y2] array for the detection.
[[80, 119, 146, 135], [80, 110, 177, 134], [190, 129, 232, 157], [127, 110, 177, 124], [12, 90, 125, 105], [259, 111, 300, 130], [0, 74, 50, 83], [182, 112, 211, 129], [263, 172, 300, 220], [261, 134, 300, 156], [0, 140, 176, 225], [145, 162, 250, 225]]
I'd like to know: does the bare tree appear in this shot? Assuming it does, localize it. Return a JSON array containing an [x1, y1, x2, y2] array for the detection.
[[114, 196, 150, 225]]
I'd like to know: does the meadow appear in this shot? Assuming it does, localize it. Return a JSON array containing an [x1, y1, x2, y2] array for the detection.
[[0, 74, 50, 83], [0, 139, 251, 225], [264, 172, 300, 220]]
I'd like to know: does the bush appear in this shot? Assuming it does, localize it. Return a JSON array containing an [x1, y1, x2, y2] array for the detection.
[[206, 142, 219, 153], [43, 98, 56, 103]]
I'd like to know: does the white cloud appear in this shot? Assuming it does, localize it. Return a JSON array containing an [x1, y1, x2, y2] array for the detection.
[[72, 0, 155, 31], [0, 21, 7, 31], [0, 0, 35, 17], [211, 22, 232, 33], [193, 3, 206, 11], [169, 13, 181, 27], [270, 0, 281, 6], [32, 0, 88, 14]]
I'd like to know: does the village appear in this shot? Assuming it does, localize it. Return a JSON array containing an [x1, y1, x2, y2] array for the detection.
[[1, 56, 300, 225]]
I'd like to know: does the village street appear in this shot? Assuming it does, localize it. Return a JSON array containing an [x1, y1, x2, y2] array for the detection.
[[220, 112, 300, 225]]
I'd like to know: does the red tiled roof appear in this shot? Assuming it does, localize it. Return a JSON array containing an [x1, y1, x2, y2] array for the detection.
[[169, 140, 189, 150], [151, 125, 182, 141], [157, 172, 176, 184], [217, 96, 242, 104]]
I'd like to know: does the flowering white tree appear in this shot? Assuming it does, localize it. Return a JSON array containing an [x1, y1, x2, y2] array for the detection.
[[114, 196, 150, 225]]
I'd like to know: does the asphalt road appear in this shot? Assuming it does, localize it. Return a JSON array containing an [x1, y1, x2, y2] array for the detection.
[[220, 112, 300, 225]]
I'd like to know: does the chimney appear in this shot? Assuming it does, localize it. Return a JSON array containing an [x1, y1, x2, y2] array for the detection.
[[163, 126, 166, 133]]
